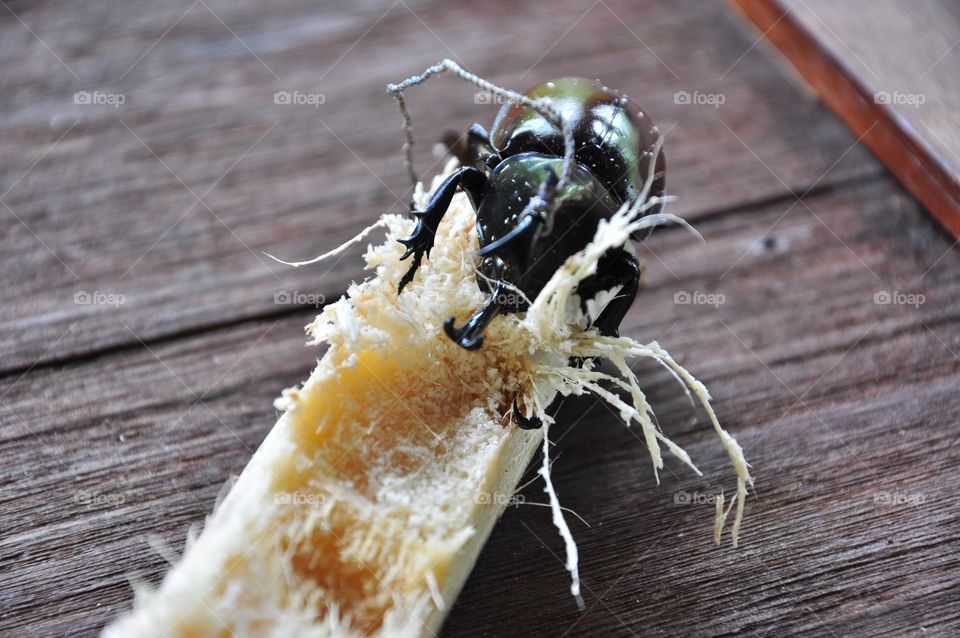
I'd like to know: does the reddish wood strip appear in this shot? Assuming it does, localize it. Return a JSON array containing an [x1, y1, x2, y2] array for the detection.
[[729, 0, 960, 238]]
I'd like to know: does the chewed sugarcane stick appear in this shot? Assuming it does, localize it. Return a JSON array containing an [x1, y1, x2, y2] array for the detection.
[[107, 64, 749, 638]]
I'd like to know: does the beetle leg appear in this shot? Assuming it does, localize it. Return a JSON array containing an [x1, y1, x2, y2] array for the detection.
[[587, 250, 641, 338], [478, 166, 558, 271], [478, 213, 541, 259], [512, 394, 564, 430], [397, 166, 486, 293], [443, 283, 504, 350], [442, 122, 496, 169], [466, 122, 495, 164], [469, 123, 505, 172], [592, 276, 639, 338]]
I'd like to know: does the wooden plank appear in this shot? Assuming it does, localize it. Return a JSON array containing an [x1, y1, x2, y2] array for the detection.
[[0, 312, 319, 638], [3, 175, 959, 636], [729, 0, 960, 239], [448, 176, 960, 636], [0, 0, 882, 374]]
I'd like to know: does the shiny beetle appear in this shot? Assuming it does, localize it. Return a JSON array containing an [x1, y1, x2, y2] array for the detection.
[[387, 61, 665, 427]]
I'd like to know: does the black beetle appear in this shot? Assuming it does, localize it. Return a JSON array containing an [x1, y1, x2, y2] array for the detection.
[[387, 61, 665, 428]]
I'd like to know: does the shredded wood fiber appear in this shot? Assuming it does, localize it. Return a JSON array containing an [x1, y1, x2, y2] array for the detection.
[[103, 159, 751, 638]]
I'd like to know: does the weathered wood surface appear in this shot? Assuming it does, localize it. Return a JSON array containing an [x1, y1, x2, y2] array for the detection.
[[1, 0, 958, 636], [0, 0, 881, 374], [730, 0, 960, 239]]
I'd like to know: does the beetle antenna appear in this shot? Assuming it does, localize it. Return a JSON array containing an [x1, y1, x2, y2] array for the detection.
[[392, 89, 418, 190], [387, 59, 576, 191]]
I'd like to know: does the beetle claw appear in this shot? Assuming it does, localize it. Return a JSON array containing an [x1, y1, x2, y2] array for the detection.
[[396, 219, 436, 289], [442, 287, 508, 350], [443, 317, 483, 350], [512, 398, 543, 429], [397, 255, 421, 293]]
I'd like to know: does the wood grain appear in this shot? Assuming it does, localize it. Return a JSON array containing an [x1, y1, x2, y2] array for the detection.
[[4, 176, 960, 636], [447, 179, 960, 638], [729, 0, 960, 239], [2, 0, 959, 636]]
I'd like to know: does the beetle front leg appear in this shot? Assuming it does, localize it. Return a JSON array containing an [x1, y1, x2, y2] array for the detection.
[[442, 122, 498, 170], [589, 250, 641, 338], [512, 394, 564, 430], [477, 166, 559, 272], [572, 248, 641, 339], [397, 166, 486, 293], [593, 276, 639, 338]]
